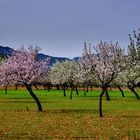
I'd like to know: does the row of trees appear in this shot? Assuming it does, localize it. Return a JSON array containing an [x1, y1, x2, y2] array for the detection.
[[0, 29, 140, 117], [47, 29, 140, 117]]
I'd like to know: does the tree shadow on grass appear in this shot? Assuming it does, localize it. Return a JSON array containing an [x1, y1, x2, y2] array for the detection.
[[79, 95, 99, 97], [0, 100, 51, 103], [44, 109, 99, 114]]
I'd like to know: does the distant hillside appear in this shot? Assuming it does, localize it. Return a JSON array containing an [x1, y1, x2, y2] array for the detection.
[[37, 53, 70, 66], [0, 46, 79, 66], [73, 57, 81, 61], [0, 46, 14, 56]]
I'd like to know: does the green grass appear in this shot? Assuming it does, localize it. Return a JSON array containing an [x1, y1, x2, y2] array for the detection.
[[0, 88, 140, 139], [0, 88, 140, 112]]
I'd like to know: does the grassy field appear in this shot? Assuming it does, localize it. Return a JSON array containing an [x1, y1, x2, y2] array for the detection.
[[0, 87, 140, 139]]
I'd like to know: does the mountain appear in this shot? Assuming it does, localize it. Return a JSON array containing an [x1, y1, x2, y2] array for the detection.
[[73, 57, 81, 61], [37, 53, 70, 66], [0, 46, 78, 66], [0, 46, 14, 56]]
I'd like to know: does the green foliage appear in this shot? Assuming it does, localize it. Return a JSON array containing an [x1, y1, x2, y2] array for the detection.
[[0, 54, 6, 61]]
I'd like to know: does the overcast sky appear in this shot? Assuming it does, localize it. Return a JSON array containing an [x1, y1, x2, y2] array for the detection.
[[0, 0, 139, 58]]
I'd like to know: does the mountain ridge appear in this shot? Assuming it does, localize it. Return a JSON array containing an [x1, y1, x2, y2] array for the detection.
[[0, 46, 80, 66]]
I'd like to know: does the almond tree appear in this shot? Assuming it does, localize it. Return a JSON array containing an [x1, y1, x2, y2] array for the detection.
[[112, 69, 140, 98], [81, 41, 126, 117], [112, 29, 140, 99], [49, 61, 68, 96], [125, 67, 140, 99], [78, 60, 97, 96], [0, 46, 49, 111], [128, 29, 140, 61], [49, 60, 80, 98], [0, 61, 14, 94], [63, 60, 80, 99], [125, 29, 140, 98], [112, 71, 127, 97]]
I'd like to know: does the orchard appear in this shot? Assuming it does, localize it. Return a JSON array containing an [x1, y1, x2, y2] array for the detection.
[[0, 29, 140, 118]]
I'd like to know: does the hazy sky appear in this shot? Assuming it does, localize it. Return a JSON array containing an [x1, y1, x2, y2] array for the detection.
[[0, 0, 139, 58]]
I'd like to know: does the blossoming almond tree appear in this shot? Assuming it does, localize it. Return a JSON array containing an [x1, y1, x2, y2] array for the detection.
[[78, 60, 97, 96], [49, 60, 80, 98], [112, 68, 140, 99], [112, 72, 127, 97], [113, 29, 140, 99], [81, 41, 126, 117], [125, 29, 140, 99], [0, 46, 49, 111]]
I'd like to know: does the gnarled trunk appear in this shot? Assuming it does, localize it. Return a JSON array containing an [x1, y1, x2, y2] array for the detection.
[[24, 82, 43, 111], [4, 86, 7, 94], [43, 84, 47, 90], [86, 85, 88, 93], [105, 88, 110, 101], [117, 85, 125, 97], [90, 85, 93, 91], [70, 83, 74, 99], [46, 82, 52, 91], [70, 88, 73, 99], [127, 83, 140, 99], [99, 86, 107, 117], [83, 85, 86, 96], [56, 84, 60, 90], [15, 84, 18, 90], [75, 85, 79, 95], [62, 85, 66, 97], [33, 84, 38, 90]]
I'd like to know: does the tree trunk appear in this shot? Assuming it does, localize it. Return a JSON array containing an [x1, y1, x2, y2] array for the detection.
[[127, 84, 140, 99], [70, 83, 74, 99], [24, 83, 43, 111], [75, 86, 79, 95], [105, 88, 110, 101], [84, 86, 86, 96], [117, 85, 125, 97], [43, 84, 47, 90], [109, 86, 112, 91], [46, 85, 50, 91], [84, 85, 86, 96], [15, 84, 18, 90], [70, 88, 73, 99], [33, 84, 38, 90], [137, 82, 140, 88], [46, 82, 51, 91], [99, 87, 106, 117], [63, 86, 66, 97], [86, 85, 88, 92], [56, 84, 60, 90], [4, 86, 7, 94], [130, 87, 140, 99], [91, 86, 93, 91]]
